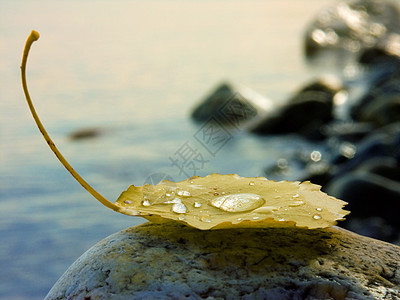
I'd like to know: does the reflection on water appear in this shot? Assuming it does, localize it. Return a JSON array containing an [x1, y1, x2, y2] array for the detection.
[[1, 0, 327, 298]]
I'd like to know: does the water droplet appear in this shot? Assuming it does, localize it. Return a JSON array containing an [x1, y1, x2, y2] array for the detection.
[[316, 207, 322, 212], [252, 206, 279, 213], [142, 199, 151, 207], [214, 192, 220, 196], [189, 180, 194, 184], [249, 181, 255, 186], [165, 192, 172, 197], [177, 190, 191, 197], [210, 193, 265, 213], [221, 191, 226, 195], [253, 216, 260, 220], [200, 216, 212, 223], [124, 200, 132, 204], [279, 218, 285, 222], [164, 198, 182, 204], [289, 200, 305, 207], [292, 194, 300, 198], [172, 203, 187, 214], [313, 213, 322, 220], [178, 216, 186, 221], [194, 202, 202, 208], [237, 218, 243, 221]]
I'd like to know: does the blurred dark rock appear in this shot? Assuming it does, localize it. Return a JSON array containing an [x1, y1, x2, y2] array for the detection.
[[359, 33, 400, 66], [304, 0, 400, 68], [250, 78, 342, 140], [350, 65, 400, 126], [68, 127, 104, 141], [343, 216, 399, 243], [191, 82, 273, 129], [355, 156, 400, 181], [264, 123, 400, 244], [326, 169, 400, 242], [323, 122, 375, 142], [327, 123, 400, 180], [356, 94, 400, 126], [264, 148, 332, 187]]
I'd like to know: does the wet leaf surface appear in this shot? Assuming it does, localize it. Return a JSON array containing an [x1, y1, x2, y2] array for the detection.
[[115, 174, 349, 230]]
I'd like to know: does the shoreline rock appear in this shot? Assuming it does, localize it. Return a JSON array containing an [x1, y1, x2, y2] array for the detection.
[[46, 222, 400, 299], [191, 82, 273, 129]]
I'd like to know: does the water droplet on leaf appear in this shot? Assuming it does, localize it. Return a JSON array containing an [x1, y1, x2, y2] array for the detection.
[[172, 203, 187, 214], [142, 199, 151, 207], [164, 198, 182, 204], [289, 200, 305, 207], [177, 190, 191, 197], [252, 206, 279, 213], [210, 193, 265, 213], [313, 213, 322, 220], [200, 216, 212, 223]]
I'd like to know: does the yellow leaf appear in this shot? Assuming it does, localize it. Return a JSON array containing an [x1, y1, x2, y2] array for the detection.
[[115, 174, 349, 230]]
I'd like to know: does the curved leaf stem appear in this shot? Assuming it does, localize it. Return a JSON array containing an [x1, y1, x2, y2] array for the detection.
[[21, 30, 121, 212]]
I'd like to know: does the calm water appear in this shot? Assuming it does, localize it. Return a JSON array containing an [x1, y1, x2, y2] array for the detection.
[[1, 1, 328, 298]]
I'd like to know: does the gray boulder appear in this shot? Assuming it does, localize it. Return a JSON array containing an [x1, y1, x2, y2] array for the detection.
[[191, 82, 274, 129], [250, 78, 342, 140], [46, 221, 400, 299]]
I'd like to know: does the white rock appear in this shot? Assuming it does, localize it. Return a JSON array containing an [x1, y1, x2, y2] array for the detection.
[[46, 222, 400, 299]]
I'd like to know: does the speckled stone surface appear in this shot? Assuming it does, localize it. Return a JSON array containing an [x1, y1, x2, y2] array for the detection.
[[46, 222, 400, 299]]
